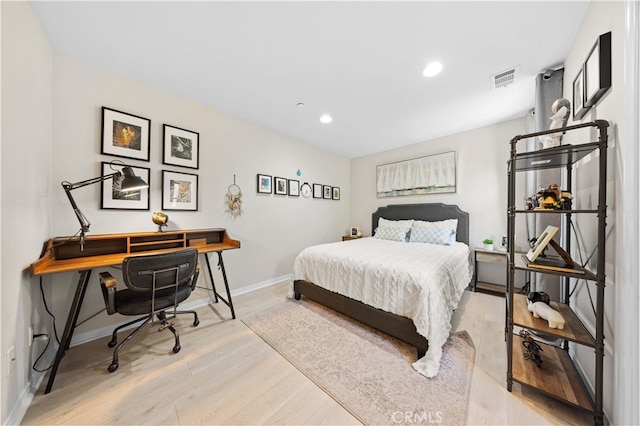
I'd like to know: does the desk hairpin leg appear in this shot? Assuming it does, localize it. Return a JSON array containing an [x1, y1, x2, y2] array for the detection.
[[44, 269, 92, 394], [204, 252, 236, 319]]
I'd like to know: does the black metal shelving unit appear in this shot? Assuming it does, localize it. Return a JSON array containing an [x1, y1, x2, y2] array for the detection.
[[506, 120, 608, 426]]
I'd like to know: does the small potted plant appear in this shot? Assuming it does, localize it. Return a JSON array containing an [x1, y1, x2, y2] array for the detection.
[[483, 238, 494, 251]]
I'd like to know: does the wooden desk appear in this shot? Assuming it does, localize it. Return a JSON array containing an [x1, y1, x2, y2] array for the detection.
[[30, 228, 240, 394]]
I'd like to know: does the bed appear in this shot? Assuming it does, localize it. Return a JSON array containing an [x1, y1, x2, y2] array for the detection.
[[291, 203, 471, 377]]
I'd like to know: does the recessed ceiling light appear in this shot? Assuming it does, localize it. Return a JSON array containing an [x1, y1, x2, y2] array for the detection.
[[320, 114, 332, 124], [423, 61, 443, 77]]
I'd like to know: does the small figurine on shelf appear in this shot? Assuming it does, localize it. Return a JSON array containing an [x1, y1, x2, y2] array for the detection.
[[527, 299, 565, 329], [539, 98, 571, 148], [534, 183, 573, 210], [519, 330, 544, 368], [152, 211, 169, 232]]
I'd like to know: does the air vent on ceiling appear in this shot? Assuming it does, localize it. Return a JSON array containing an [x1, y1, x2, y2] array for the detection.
[[491, 66, 519, 90]]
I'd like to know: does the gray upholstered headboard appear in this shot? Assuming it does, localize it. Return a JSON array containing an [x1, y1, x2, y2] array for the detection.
[[372, 203, 470, 246]]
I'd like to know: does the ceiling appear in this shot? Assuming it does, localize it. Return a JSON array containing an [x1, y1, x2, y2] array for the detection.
[[31, 1, 590, 159]]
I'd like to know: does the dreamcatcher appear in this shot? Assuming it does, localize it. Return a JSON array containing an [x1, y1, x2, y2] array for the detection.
[[225, 175, 243, 218]]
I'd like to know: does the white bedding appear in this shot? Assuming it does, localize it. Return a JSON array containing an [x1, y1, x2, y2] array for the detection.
[[289, 237, 471, 377]]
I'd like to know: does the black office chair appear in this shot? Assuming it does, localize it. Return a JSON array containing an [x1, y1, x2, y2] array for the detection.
[[99, 248, 200, 372]]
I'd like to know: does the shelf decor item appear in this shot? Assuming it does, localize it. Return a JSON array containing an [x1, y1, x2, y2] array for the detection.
[[162, 124, 199, 169], [482, 238, 493, 251], [101, 107, 151, 161], [584, 31, 612, 108], [162, 170, 198, 211]]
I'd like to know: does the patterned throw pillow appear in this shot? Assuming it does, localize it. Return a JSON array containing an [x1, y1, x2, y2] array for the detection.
[[374, 226, 410, 242], [408, 227, 453, 245], [411, 219, 458, 244]]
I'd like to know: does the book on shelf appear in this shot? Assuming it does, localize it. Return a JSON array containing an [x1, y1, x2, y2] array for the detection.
[[525, 255, 586, 274]]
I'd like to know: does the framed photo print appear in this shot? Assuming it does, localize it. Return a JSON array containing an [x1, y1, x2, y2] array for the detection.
[[100, 162, 150, 210], [350, 226, 361, 237], [101, 107, 150, 161], [274, 177, 287, 195], [312, 183, 323, 199], [572, 68, 589, 120], [332, 187, 340, 200], [323, 185, 332, 199], [257, 174, 272, 194], [288, 179, 300, 197], [162, 170, 198, 211], [584, 31, 612, 107], [163, 124, 199, 169]]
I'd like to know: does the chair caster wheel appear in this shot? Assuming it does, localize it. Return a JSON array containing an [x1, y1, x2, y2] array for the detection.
[[108, 362, 119, 372], [173, 345, 181, 353], [108, 340, 117, 348], [193, 319, 200, 327]]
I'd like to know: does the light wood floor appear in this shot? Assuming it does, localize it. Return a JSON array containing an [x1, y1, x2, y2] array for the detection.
[[22, 283, 593, 425]]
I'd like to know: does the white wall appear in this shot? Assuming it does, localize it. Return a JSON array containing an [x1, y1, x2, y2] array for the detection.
[[1, 2, 53, 423], [350, 118, 526, 250], [2, 3, 350, 422], [562, 1, 637, 423]]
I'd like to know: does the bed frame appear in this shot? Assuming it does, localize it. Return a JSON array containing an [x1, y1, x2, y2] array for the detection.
[[294, 203, 470, 358]]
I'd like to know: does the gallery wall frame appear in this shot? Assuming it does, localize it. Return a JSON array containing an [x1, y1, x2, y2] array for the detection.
[[332, 187, 341, 200], [274, 177, 287, 195], [101, 107, 151, 161], [288, 179, 300, 197], [163, 124, 199, 169], [162, 170, 198, 211], [584, 31, 612, 107], [312, 183, 323, 199], [257, 174, 272, 194], [376, 151, 456, 197], [572, 67, 590, 120], [100, 162, 150, 210]]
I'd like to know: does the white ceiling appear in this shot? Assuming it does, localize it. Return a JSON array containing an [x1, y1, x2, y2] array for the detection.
[[31, 1, 590, 159]]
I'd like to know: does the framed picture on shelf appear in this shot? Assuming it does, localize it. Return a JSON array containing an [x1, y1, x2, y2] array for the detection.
[[350, 226, 361, 237], [323, 185, 332, 199], [332, 187, 340, 200], [101, 107, 151, 161], [162, 170, 198, 211], [100, 162, 150, 210], [572, 68, 590, 120], [162, 124, 199, 169], [274, 177, 287, 195], [257, 174, 272, 193], [288, 179, 300, 197], [312, 183, 322, 199], [584, 31, 612, 107]]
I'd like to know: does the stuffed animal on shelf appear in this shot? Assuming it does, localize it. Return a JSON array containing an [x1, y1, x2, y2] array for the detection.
[[527, 300, 565, 329]]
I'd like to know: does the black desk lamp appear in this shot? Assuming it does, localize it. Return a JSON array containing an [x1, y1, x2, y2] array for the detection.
[[61, 160, 148, 250]]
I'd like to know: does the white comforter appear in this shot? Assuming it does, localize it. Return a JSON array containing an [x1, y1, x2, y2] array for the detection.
[[289, 237, 471, 377]]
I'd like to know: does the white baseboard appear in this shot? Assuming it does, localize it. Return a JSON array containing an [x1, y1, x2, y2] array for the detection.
[[69, 274, 290, 347]]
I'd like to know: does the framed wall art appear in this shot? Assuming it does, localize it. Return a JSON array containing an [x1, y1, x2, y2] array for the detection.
[[323, 185, 332, 199], [162, 170, 198, 211], [584, 31, 612, 107], [572, 68, 589, 120], [312, 183, 323, 199], [332, 187, 340, 200], [376, 151, 456, 197], [288, 179, 300, 197], [101, 107, 150, 161], [100, 162, 150, 210], [257, 174, 272, 193], [163, 124, 199, 169], [274, 177, 287, 195]]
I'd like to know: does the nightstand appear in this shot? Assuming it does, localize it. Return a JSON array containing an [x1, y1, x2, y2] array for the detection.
[[342, 235, 362, 241], [473, 248, 507, 295]]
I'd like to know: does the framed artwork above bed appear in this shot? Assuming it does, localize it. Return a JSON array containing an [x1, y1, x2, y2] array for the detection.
[[376, 151, 456, 197]]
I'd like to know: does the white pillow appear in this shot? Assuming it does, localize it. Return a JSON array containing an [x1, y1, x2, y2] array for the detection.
[[374, 226, 410, 242], [412, 219, 458, 244], [409, 227, 453, 245], [378, 217, 414, 229]]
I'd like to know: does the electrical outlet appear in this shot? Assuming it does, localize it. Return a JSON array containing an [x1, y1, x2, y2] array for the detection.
[[6, 346, 15, 376], [29, 326, 34, 347]]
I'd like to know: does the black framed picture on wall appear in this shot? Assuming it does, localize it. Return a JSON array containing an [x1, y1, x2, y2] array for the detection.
[[312, 183, 322, 199], [161, 170, 198, 211], [101, 107, 151, 161], [162, 124, 199, 169]]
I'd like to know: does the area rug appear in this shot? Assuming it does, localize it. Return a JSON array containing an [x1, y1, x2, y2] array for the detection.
[[243, 299, 475, 425]]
